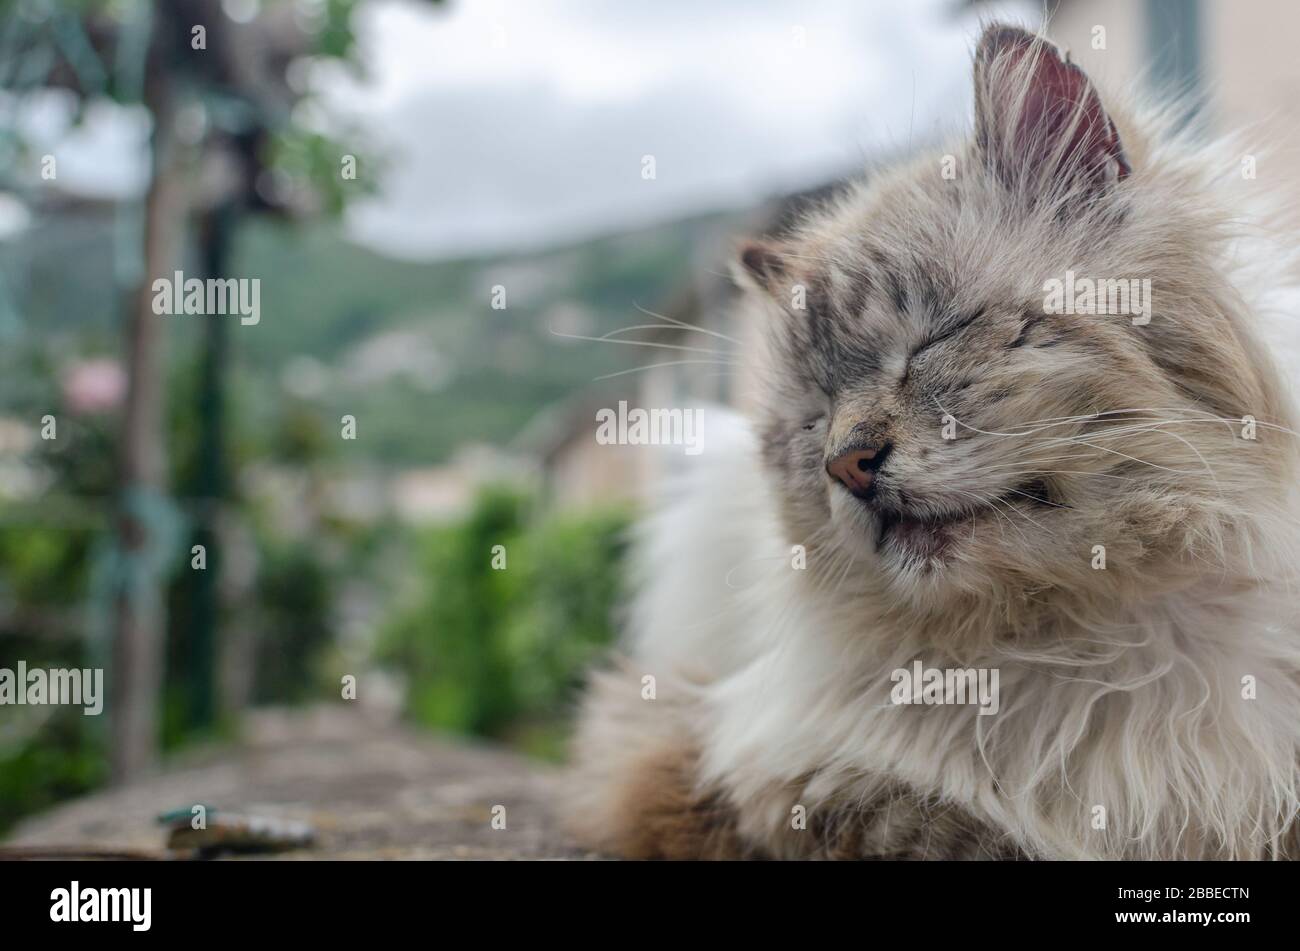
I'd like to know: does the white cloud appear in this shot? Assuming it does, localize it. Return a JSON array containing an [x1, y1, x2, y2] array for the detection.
[[329, 0, 1036, 258], [5, 90, 150, 201]]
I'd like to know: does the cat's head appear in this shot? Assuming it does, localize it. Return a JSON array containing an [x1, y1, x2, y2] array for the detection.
[[740, 25, 1293, 623]]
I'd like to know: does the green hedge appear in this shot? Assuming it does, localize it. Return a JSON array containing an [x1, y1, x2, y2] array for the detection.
[[376, 489, 631, 757]]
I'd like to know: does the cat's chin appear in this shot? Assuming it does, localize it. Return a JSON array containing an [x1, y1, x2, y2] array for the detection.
[[827, 477, 1060, 582], [875, 511, 961, 565], [827, 491, 975, 574]]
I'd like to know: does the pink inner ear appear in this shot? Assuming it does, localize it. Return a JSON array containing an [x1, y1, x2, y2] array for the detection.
[[976, 28, 1130, 191]]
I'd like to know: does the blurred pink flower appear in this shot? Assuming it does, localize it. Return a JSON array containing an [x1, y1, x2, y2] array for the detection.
[[61, 358, 127, 415]]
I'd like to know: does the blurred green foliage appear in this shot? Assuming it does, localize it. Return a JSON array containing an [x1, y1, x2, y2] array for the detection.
[[249, 538, 335, 705], [0, 708, 105, 834], [0, 521, 105, 835], [378, 489, 632, 760]]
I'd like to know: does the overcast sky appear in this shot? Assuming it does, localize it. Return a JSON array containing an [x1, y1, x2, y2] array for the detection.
[[328, 0, 1034, 258], [14, 0, 1035, 259]]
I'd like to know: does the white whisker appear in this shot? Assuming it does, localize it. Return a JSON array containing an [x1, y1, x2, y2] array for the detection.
[[632, 303, 741, 345]]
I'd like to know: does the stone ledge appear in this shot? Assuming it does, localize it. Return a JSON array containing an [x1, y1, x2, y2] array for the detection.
[[5, 707, 591, 860]]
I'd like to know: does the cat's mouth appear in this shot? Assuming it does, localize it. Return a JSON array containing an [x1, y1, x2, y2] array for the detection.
[[874, 479, 1055, 563]]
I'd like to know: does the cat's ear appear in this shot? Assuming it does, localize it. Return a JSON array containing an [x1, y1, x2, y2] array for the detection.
[[735, 240, 795, 299], [973, 25, 1130, 197]]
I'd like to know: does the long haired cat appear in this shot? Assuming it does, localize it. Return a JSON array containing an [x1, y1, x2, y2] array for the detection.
[[565, 24, 1300, 859]]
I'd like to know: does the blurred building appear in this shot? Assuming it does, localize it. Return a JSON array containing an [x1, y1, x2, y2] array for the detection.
[[514, 389, 645, 512], [1034, 0, 1300, 207]]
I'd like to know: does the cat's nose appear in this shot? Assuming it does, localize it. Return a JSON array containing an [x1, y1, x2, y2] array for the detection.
[[826, 442, 891, 499]]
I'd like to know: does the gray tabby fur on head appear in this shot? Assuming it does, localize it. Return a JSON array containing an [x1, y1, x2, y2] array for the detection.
[[736, 25, 1299, 647]]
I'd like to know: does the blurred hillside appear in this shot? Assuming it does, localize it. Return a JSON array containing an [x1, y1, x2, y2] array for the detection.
[[5, 205, 742, 468]]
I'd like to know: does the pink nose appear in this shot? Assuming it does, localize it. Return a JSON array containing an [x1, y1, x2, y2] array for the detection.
[[826, 445, 886, 498]]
